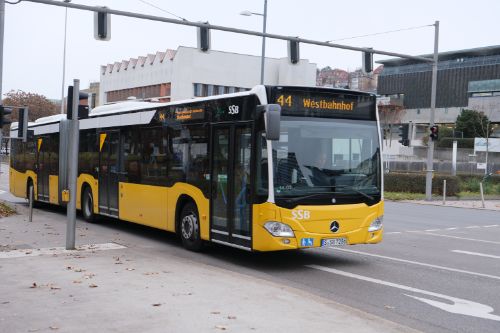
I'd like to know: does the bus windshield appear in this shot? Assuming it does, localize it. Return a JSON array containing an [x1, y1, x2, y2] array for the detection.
[[259, 116, 381, 205]]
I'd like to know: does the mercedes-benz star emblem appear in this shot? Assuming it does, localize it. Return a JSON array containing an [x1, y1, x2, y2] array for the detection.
[[330, 221, 340, 233]]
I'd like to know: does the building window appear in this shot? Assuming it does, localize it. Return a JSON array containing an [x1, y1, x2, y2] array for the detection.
[[207, 85, 214, 96], [194, 83, 202, 97]]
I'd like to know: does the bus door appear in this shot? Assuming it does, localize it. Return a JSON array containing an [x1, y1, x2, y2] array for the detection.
[[211, 124, 253, 250], [36, 136, 50, 201], [98, 130, 121, 217]]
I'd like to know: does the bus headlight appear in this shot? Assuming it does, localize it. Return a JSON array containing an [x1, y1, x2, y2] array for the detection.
[[368, 216, 383, 232], [264, 221, 295, 237]]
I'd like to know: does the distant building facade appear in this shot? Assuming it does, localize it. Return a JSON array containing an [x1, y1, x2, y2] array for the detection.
[[99, 46, 317, 105], [377, 46, 500, 131]]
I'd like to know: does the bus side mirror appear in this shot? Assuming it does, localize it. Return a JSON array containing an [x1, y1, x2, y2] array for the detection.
[[258, 104, 281, 141]]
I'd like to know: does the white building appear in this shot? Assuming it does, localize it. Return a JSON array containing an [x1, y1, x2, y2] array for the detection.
[[99, 46, 317, 105]]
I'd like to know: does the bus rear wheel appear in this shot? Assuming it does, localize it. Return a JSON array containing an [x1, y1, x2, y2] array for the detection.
[[82, 187, 95, 223], [179, 202, 203, 251]]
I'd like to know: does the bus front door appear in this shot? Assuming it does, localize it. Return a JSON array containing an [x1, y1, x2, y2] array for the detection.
[[36, 136, 50, 202], [98, 131, 121, 217], [211, 124, 252, 250]]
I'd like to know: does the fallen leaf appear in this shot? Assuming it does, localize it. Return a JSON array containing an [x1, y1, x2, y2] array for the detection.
[[89, 284, 98, 288], [73, 280, 82, 284], [125, 268, 135, 271], [215, 325, 227, 331], [384, 305, 395, 310], [30, 282, 37, 288], [210, 311, 221, 315], [152, 303, 162, 307], [228, 316, 237, 320], [49, 326, 59, 330], [50, 285, 61, 290]]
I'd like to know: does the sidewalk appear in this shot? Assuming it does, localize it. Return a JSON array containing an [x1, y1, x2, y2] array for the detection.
[[399, 199, 500, 211], [0, 201, 419, 333]]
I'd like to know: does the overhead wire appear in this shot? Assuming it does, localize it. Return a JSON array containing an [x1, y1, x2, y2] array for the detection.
[[137, 0, 188, 21], [326, 24, 434, 43]]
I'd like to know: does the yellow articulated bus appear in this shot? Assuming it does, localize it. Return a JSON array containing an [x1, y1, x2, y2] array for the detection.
[[9, 85, 383, 251]]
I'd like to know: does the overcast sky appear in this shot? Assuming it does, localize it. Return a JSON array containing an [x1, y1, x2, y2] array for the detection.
[[3, 0, 500, 100]]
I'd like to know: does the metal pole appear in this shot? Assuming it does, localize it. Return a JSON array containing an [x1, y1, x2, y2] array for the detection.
[[442, 179, 446, 205], [425, 21, 439, 201], [66, 79, 79, 250], [29, 185, 33, 222], [259, 0, 267, 85], [452, 140, 457, 176], [0, 0, 5, 174], [22, 0, 434, 63], [479, 182, 485, 208], [60, 1, 70, 114]]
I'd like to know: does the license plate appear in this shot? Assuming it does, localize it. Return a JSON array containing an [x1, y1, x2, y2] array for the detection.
[[321, 238, 347, 247]]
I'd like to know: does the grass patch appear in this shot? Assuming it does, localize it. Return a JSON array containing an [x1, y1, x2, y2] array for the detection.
[[0, 201, 16, 217], [384, 192, 428, 200]]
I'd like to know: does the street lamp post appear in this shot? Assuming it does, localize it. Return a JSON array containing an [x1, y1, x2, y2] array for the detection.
[[240, 0, 267, 85], [60, 0, 71, 114]]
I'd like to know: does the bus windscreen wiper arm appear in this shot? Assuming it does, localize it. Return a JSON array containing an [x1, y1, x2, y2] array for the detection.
[[334, 185, 375, 201]]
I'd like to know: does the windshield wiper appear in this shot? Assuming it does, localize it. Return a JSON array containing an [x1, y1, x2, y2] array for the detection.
[[282, 192, 336, 204], [334, 185, 375, 201]]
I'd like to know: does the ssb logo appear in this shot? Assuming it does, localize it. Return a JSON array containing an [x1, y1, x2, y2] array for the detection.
[[292, 209, 310, 220]]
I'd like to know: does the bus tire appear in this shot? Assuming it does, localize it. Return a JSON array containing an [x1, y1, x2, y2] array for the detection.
[[179, 202, 203, 251], [82, 186, 96, 223]]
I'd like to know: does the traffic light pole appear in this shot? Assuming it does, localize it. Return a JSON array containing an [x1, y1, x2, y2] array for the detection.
[[425, 21, 439, 201], [66, 79, 79, 250], [0, 0, 5, 175]]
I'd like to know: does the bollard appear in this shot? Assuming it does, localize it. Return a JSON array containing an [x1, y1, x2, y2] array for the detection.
[[29, 185, 33, 222], [442, 179, 446, 205], [479, 182, 485, 208]]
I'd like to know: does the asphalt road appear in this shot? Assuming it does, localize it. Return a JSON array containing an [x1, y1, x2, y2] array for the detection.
[[1, 164, 499, 333]]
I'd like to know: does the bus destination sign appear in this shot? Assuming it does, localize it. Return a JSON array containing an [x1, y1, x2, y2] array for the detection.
[[273, 89, 375, 120]]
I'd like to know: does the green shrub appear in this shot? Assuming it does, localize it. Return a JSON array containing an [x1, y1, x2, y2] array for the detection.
[[437, 138, 474, 148], [384, 172, 459, 196]]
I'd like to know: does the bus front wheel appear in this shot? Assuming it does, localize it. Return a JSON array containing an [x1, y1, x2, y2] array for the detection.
[[82, 187, 95, 223], [179, 202, 203, 251]]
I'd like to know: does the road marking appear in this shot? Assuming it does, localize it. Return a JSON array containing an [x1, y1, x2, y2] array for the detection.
[[452, 250, 500, 259], [307, 264, 500, 322], [323, 248, 500, 281], [423, 233, 500, 245], [0, 243, 126, 259], [384, 225, 499, 234]]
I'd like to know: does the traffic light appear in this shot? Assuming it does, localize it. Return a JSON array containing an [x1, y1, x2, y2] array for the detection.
[[18, 107, 28, 142], [430, 125, 439, 141], [197, 24, 211, 52], [67, 86, 89, 120], [288, 40, 300, 64], [362, 48, 373, 73], [398, 123, 410, 146], [0, 105, 13, 128], [94, 7, 111, 41]]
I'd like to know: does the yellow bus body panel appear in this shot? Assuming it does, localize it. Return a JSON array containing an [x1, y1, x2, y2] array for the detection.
[[49, 175, 59, 204], [117, 182, 209, 238], [9, 168, 37, 199], [76, 174, 98, 213], [119, 182, 169, 230], [167, 183, 210, 240], [252, 200, 384, 251]]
